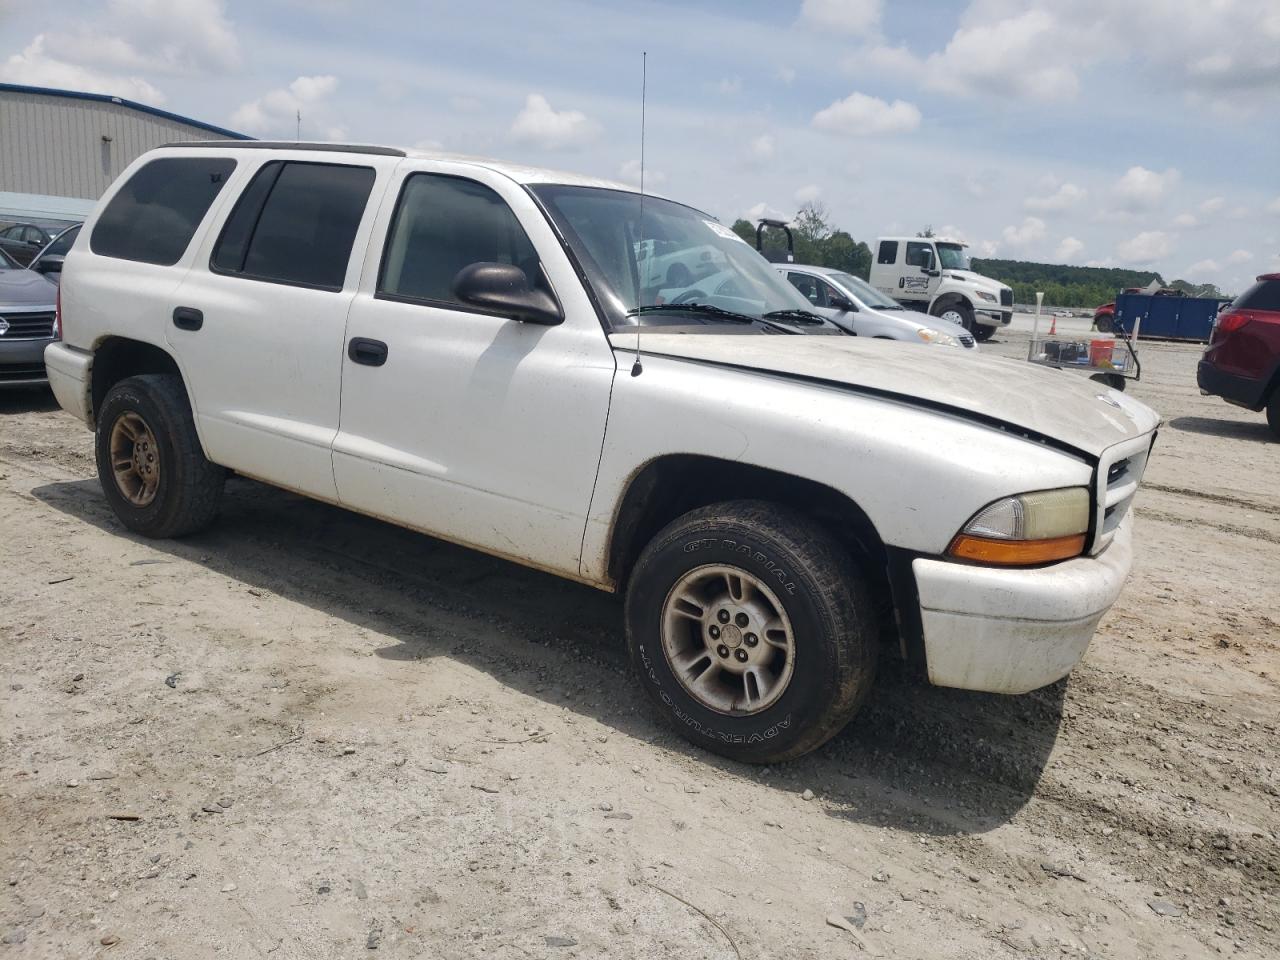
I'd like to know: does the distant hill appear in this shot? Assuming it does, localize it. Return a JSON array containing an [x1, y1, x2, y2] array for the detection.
[[971, 259, 1162, 309]]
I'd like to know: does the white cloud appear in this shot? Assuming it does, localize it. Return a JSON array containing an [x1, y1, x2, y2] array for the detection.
[[1226, 249, 1253, 264], [800, 0, 882, 35], [0, 35, 166, 104], [509, 93, 600, 150], [1172, 213, 1199, 228], [1001, 217, 1046, 250], [1117, 230, 1174, 264], [1188, 258, 1221, 275], [617, 159, 666, 188], [1055, 236, 1085, 261], [976, 239, 999, 258], [231, 75, 341, 139], [1200, 196, 1226, 215], [1025, 178, 1086, 213], [921, 9, 1084, 101], [716, 77, 742, 95], [794, 184, 822, 204], [749, 135, 775, 162], [812, 92, 921, 136], [0, 0, 238, 102], [1268, 196, 1280, 215], [745, 201, 787, 222], [776, 66, 796, 85], [1113, 166, 1180, 211], [937, 225, 969, 244]]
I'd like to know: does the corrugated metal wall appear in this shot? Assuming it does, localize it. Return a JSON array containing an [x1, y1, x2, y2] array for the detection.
[[0, 91, 230, 200]]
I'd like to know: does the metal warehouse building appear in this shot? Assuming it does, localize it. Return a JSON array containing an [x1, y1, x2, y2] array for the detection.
[[0, 83, 248, 224]]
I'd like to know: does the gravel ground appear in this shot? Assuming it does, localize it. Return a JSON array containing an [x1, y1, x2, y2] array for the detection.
[[1, 323, 1277, 959]]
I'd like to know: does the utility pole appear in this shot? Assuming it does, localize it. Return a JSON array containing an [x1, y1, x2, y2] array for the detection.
[[296, 110, 301, 141]]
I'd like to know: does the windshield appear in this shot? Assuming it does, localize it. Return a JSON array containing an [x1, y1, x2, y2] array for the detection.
[[529, 185, 820, 330], [828, 271, 901, 309], [936, 243, 971, 271]]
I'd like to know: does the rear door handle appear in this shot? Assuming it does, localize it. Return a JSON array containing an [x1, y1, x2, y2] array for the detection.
[[348, 337, 388, 367], [173, 306, 204, 331]]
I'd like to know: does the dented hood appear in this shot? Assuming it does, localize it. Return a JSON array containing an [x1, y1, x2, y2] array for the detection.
[[610, 332, 1160, 459]]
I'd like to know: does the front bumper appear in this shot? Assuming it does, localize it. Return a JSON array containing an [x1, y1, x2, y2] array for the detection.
[[912, 512, 1133, 694], [0, 336, 52, 386], [976, 308, 1013, 326], [43, 341, 94, 424]]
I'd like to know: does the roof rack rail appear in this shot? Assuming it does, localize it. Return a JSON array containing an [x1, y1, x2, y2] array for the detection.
[[159, 141, 406, 157]]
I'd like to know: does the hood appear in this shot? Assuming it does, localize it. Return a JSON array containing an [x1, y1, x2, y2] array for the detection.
[[946, 270, 1007, 294], [610, 333, 1159, 458], [0, 269, 57, 308]]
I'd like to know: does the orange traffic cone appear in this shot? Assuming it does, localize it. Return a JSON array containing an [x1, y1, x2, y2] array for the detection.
[[1049, 315, 1057, 336]]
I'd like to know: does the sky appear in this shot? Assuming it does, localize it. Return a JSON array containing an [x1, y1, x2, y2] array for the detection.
[[2, 0, 1277, 292]]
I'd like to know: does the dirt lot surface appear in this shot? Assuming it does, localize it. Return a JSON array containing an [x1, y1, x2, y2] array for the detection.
[[2, 326, 1277, 959]]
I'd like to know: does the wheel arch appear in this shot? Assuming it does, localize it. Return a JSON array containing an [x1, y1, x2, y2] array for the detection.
[[605, 454, 893, 627], [930, 292, 972, 315], [90, 336, 185, 422]]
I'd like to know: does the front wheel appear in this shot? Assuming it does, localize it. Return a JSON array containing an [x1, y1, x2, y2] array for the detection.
[[1267, 391, 1280, 440], [932, 300, 975, 335], [625, 501, 877, 763], [1094, 314, 1113, 333], [973, 324, 996, 342], [96, 374, 225, 538]]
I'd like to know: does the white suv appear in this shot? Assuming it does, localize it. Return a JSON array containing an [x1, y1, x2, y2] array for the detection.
[[46, 142, 1158, 762]]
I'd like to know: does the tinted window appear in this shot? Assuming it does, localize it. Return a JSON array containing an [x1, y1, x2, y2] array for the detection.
[[23, 226, 45, 244], [379, 173, 541, 307], [787, 272, 828, 307], [92, 157, 236, 265], [1235, 279, 1280, 312], [0, 226, 20, 240], [45, 225, 81, 257], [212, 161, 374, 290], [905, 241, 933, 268], [877, 240, 898, 265]]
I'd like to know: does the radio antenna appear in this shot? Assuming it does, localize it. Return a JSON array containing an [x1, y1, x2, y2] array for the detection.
[[631, 51, 647, 378]]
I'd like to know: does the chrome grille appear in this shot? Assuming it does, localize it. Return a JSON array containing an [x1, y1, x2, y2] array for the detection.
[[0, 311, 56, 339], [999, 288, 1013, 307], [959, 333, 976, 348], [1093, 437, 1152, 553]]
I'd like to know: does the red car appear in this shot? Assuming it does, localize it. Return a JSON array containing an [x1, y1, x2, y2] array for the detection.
[[1197, 273, 1280, 438]]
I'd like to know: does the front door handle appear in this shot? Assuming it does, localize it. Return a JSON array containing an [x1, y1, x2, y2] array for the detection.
[[348, 337, 388, 367], [173, 306, 204, 331]]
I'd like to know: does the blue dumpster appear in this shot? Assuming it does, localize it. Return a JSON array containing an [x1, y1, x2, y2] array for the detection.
[[1113, 292, 1229, 342]]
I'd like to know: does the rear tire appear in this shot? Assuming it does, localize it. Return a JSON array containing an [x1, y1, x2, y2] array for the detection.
[[625, 500, 878, 763], [1267, 390, 1280, 440], [95, 374, 225, 538]]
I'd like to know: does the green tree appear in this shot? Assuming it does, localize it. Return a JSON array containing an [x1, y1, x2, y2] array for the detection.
[[916, 225, 936, 238]]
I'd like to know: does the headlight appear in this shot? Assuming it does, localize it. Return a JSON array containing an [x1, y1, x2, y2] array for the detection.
[[974, 290, 997, 303], [947, 487, 1090, 565], [916, 327, 960, 347]]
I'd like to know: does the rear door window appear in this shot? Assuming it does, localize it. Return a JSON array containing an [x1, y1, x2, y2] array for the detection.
[[378, 173, 542, 308], [211, 161, 375, 290], [91, 157, 236, 265], [877, 240, 898, 265]]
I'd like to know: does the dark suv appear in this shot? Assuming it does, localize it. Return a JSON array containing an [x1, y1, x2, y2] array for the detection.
[[1197, 273, 1280, 438]]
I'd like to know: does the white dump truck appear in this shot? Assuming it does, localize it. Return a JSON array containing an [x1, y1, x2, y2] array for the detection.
[[869, 236, 1014, 341]]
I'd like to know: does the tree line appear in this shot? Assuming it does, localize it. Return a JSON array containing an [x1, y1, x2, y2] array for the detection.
[[731, 203, 1225, 307]]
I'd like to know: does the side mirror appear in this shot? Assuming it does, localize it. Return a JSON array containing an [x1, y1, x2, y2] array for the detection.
[[33, 256, 63, 275], [451, 262, 563, 326], [830, 295, 856, 312]]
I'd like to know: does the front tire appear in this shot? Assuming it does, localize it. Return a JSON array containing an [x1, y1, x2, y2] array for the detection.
[[932, 300, 975, 334], [973, 324, 996, 342], [625, 501, 877, 763], [1267, 390, 1280, 440], [95, 374, 225, 538], [1094, 314, 1113, 333]]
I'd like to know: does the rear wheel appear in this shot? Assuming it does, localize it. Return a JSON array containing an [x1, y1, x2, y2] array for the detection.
[[1267, 390, 1280, 440], [625, 501, 878, 763], [95, 374, 225, 538]]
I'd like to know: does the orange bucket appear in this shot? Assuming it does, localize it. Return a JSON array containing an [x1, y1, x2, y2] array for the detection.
[[1089, 339, 1115, 368]]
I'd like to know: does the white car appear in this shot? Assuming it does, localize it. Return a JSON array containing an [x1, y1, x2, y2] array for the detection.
[[45, 141, 1159, 763], [779, 264, 976, 349]]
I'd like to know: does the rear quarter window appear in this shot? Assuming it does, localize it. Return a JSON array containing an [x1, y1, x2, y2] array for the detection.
[[1234, 279, 1280, 312], [91, 157, 236, 266]]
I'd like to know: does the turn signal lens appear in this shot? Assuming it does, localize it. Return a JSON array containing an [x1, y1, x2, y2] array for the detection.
[[948, 487, 1090, 566], [948, 533, 1087, 566]]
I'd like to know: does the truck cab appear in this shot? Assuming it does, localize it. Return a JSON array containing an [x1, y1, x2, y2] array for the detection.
[[869, 236, 1013, 341]]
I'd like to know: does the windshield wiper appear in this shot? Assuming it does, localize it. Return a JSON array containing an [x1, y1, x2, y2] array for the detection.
[[626, 303, 798, 334], [761, 309, 825, 325]]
